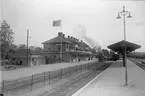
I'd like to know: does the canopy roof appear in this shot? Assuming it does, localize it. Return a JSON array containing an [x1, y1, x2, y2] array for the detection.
[[107, 40, 141, 53]]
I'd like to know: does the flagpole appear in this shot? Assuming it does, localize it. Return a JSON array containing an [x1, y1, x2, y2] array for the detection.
[[60, 19, 62, 32], [60, 19, 62, 63]]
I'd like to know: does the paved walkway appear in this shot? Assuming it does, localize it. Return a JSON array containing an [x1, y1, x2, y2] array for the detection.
[[73, 59, 145, 96], [1, 59, 97, 81]]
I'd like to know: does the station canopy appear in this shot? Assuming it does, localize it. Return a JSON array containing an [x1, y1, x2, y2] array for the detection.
[[107, 40, 141, 53]]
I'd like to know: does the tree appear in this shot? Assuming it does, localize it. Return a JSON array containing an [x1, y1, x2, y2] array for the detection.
[[29, 46, 36, 50], [35, 47, 42, 52], [0, 20, 14, 60], [29, 46, 42, 52], [102, 49, 110, 57], [18, 44, 27, 49], [98, 52, 104, 62], [110, 50, 115, 55]]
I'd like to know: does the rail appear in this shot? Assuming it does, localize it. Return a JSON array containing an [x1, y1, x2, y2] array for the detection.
[[0, 61, 103, 95], [43, 62, 112, 96], [129, 58, 145, 70]]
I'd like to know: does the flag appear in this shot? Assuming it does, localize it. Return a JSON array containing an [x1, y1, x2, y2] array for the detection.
[[53, 20, 61, 27]]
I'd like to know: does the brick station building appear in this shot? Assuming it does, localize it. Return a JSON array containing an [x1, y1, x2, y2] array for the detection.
[[14, 48, 41, 66], [41, 32, 94, 64]]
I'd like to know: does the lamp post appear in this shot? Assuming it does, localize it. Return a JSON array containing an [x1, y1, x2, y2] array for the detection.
[[117, 6, 132, 86]]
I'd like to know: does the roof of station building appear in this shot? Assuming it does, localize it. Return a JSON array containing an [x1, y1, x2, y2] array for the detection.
[[42, 36, 73, 44]]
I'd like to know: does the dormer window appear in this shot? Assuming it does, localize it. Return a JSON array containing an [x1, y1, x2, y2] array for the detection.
[[48, 48, 51, 51]]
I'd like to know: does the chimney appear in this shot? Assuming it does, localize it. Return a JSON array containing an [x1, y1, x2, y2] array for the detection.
[[63, 34, 65, 38], [58, 32, 63, 36]]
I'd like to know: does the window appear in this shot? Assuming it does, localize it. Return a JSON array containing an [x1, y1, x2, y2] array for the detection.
[[58, 45, 60, 50], [65, 44, 70, 51], [48, 48, 51, 51], [65, 44, 68, 48]]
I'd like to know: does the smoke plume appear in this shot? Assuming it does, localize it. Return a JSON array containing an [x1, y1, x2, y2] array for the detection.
[[73, 24, 102, 52]]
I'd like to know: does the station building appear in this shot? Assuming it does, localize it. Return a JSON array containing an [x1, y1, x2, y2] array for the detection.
[[40, 32, 95, 64], [13, 32, 96, 65], [14, 48, 41, 66]]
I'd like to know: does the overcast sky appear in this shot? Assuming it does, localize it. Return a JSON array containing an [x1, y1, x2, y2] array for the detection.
[[0, 0, 145, 52]]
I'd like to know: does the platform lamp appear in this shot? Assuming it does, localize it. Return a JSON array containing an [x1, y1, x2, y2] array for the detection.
[[116, 6, 132, 86]]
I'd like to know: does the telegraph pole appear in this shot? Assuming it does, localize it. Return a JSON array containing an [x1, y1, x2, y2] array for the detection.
[[26, 29, 29, 67], [1, 0, 3, 21], [0, 1, 4, 95]]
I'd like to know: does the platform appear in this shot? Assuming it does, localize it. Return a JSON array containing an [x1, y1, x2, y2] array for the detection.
[[73, 59, 145, 96]]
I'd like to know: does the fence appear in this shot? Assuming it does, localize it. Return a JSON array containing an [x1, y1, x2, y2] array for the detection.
[[0, 61, 105, 95]]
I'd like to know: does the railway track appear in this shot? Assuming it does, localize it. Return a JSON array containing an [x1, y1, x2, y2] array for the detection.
[[129, 58, 145, 70], [136, 63, 145, 70], [42, 63, 112, 96], [2, 61, 112, 96]]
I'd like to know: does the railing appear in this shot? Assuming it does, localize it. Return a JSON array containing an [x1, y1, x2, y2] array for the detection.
[[67, 49, 92, 54], [0, 61, 104, 95]]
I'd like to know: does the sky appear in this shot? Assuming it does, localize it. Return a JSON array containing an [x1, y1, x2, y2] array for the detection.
[[0, 0, 145, 52]]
